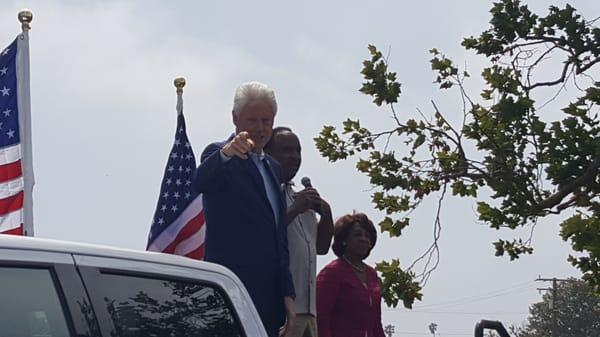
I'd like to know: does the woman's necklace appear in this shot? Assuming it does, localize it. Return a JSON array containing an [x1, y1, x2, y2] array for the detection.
[[342, 255, 366, 272]]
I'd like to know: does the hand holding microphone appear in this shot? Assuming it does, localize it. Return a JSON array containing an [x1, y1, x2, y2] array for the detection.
[[290, 176, 323, 215], [300, 177, 332, 218], [300, 177, 313, 188]]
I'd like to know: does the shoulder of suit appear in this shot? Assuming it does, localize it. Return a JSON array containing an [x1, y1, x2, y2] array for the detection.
[[208, 140, 227, 149], [200, 140, 227, 161]]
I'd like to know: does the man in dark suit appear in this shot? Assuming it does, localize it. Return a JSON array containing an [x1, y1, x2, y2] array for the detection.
[[192, 81, 294, 337]]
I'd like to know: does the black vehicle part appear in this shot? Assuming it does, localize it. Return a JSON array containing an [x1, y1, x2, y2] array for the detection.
[[474, 320, 511, 337]]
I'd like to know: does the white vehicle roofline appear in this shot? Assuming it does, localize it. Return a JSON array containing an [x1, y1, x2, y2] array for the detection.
[[0, 235, 231, 276]]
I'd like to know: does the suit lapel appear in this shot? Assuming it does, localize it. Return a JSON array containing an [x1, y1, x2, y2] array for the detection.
[[239, 157, 277, 223], [240, 158, 265, 194]]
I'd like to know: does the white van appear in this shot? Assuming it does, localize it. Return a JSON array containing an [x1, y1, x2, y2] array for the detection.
[[0, 235, 267, 337]]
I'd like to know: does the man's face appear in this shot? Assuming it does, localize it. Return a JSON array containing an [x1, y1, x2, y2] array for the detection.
[[233, 101, 276, 151], [266, 131, 301, 182]]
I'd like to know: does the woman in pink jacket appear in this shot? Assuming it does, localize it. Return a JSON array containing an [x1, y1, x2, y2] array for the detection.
[[316, 213, 385, 337]]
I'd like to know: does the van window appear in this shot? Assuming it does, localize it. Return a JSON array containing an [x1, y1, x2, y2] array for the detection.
[[0, 267, 72, 337], [100, 272, 244, 337]]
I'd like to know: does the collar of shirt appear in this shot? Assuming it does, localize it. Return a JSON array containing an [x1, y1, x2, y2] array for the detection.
[[284, 181, 296, 198], [248, 150, 265, 162]]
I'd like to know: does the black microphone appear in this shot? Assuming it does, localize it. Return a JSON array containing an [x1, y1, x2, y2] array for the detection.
[[301, 177, 312, 188], [301, 176, 321, 213]]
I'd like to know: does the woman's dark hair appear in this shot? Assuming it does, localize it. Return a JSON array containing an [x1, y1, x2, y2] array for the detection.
[[331, 212, 377, 259]]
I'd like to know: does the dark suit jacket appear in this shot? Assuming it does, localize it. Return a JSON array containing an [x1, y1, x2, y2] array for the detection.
[[192, 139, 294, 332]]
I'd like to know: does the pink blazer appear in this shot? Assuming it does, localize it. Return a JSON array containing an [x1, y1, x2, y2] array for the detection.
[[316, 258, 385, 337]]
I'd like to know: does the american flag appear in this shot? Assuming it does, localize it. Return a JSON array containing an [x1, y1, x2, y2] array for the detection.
[[146, 94, 205, 259], [0, 34, 33, 236]]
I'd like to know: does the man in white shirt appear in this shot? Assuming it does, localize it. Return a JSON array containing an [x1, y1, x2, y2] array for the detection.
[[265, 127, 334, 337]]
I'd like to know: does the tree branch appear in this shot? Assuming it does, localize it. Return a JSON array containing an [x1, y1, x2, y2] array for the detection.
[[536, 156, 600, 210], [524, 62, 571, 91], [575, 56, 600, 74]]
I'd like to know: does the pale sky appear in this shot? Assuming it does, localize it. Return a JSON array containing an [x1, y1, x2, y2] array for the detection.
[[1, 1, 599, 336]]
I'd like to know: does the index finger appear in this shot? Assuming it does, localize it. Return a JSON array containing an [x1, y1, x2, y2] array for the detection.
[[237, 132, 255, 151], [246, 138, 255, 150], [237, 131, 249, 140]]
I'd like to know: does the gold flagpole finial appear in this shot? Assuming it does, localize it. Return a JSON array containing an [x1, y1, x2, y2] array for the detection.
[[18, 9, 33, 32], [174, 76, 186, 95]]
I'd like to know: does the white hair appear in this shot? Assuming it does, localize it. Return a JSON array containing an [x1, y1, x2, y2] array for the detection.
[[232, 81, 278, 116]]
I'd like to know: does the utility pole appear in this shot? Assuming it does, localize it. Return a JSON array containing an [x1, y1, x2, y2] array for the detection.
[[535, 276, 570, 337], [384, 324, 395, 337]]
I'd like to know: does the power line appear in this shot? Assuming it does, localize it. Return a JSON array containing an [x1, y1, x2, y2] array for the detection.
[[383, 309, 528, 315], [409, 287, 533, 310], [393, 332, 471, 336], [408, 281, 532, 309]]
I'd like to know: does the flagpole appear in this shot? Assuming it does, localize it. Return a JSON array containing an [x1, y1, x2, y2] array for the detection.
[[19, 10, 33, 32], [174, 76, 185, 94], [17, 9, 34, 236]]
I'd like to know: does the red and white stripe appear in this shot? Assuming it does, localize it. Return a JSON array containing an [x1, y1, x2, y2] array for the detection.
[[0, 144, 24, 235], [147, 196, 206, 259], [1, 30, 33, 236]]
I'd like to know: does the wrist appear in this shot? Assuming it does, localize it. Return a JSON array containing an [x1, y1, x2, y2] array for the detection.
[[219, 149, 232, 162], [317, 205, 330, 217], [288, 204, 302, 217]]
